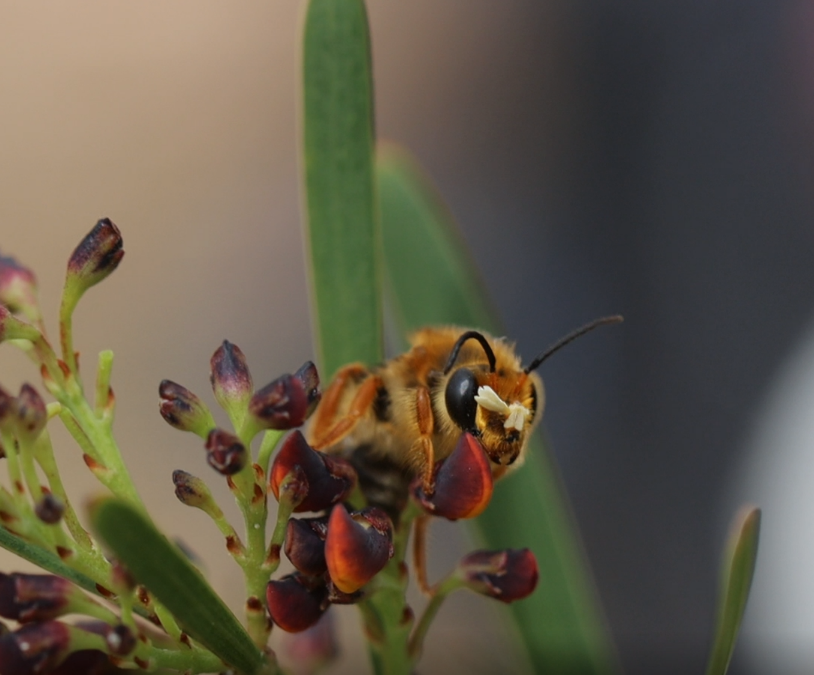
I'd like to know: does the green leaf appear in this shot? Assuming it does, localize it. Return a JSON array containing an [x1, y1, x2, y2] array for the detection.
[[303, 0, 382, 377], [0, 527, 98, 596], [705, 506, 761, 675], [91, 499, 272, 675], [377, 144, 619, 675]]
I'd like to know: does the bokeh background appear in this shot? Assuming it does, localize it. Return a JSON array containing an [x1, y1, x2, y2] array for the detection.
[[1, 2, 814, 674]]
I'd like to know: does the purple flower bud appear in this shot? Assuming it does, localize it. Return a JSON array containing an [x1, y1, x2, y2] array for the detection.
[[172, 470, 217, 509], [249, 373, 308, 431], [34, 494, 65, 525], [285, 516, 328, 576], [324, 506, 394, 594], [269, 431, 356, 513], [204, 429, 247, 476], [73, 620, 135, 656], [210, 341, 252, 416], [16, 384, 46, 438], [458, 548, 539, 603], [412, 433, 494, 520], [295, 361, 321, 417], [0, 253, 39, 321], [0, 573, 73, 623], [0, 620, 71, 675], [266, 574, 328, 633], [65, 218, 124, 293], [158, 380, 215, 438]]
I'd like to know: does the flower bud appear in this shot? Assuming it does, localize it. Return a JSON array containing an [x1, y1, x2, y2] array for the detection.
[[295, 361, 321, 417], [0, 621, 71, 675], [210, 341, 252, 422], [0, 573, 73, 622], [0, 305, 41, 344], [65, 218, 124, 294], [266, 574, 328, 633], [173, 470, 218, 510], [15, 384, 46, 439], [204, 428, 247, 475], [285, 516, 328, 576], [412, 433, 494, 520], [0, 253, 40, 323], [249, 371, 310, 431], [159, 380, 215, 438], [269, 431, 356, 513], [34, 494, 65, 525], [324, 506, 394, 594], [457, 548, 539, 603]]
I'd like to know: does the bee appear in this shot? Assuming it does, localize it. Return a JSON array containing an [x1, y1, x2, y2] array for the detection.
[[308, 316, 622, 497]]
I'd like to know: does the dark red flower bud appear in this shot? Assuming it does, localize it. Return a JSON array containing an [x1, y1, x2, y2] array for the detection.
[[266, 574, 328, 633], [0, 305, 41, 344], [412, 433, 494, 520], [458, 548, 539, 603], [0, 620, 71, 675], [295, 361, 321, 417], [248, 371, 311, 431], [0, 253, 39, 322], [210, 341, 252, 418], [159, 380, 215, 438], [324, 506, 394, 594], [269, 431, 356, 513], [34, 494, 65, 525], [0, 573, 72, 622], [103, 624, 136, 656], [65, 218, 124, 293], [204, 429, 247, 475], [16, 384, 46, 438], [285, 516, 328, 576]]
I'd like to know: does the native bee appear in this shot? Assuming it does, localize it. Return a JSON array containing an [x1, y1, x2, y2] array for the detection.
[[308, 317, 621, 499]]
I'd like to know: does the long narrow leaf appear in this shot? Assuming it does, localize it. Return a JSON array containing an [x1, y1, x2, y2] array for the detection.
[[705, 506, 761, 675], [377, 144, 618, 675], [91, 499, 272, 675], [303, 0, 382, 376]]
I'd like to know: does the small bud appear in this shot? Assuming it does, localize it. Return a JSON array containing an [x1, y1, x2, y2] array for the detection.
[[0, 621, 71, 675], [266, 574, 328, 633], [249, 373, 308, 431], [0, 573, 73, 622], [0, 305, 41, 344], [16, 384, 47, 438], [281, 611, 338, 673], [34, 494, 65, 525], [457, 548, 539, 603], [65, 218, 124, 294], [173, 470, 218, 510], [285, 516, 328, 576], [204, 429, 247, 475], [412, 433, 494, 520], [324, 506, 394, 594], [210, 341, 252, 421], [295, 361, 321, 416], [269, 431, 356, 513], [103, 623, 136, 656], [159, 380, 215, 438], [0, 253, 40, 323]]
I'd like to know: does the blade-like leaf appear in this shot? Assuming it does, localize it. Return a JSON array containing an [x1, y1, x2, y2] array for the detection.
[[705, 506, 761, 675], [303, 0, 382, 376], [92, 499, 272, 675], [377, 144, 618, 675]]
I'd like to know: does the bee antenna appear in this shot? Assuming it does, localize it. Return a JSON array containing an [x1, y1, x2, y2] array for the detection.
[[523, 315, 623, 374], [443, 331, 497, 374]]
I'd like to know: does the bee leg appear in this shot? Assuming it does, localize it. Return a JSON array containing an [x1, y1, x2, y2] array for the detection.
[[310, 368, 382, 450], [413, 386, 436, 495], [412, 513, 433, 595]]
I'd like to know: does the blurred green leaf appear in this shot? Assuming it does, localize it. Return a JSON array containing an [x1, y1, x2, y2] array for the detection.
[[377, 144, 618, 675], [705, 506, 761, 675], [92, 499, 272, 675], [303, 0, 382, 376]]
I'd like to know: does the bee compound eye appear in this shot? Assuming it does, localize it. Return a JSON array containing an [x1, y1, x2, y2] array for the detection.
[[444, 368, 478, 431]]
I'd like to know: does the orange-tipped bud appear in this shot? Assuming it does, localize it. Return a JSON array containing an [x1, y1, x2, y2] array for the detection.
[[0, 621, 71, 675], [269, 431, 356, 513], [65, 218, 124, 293], [204, 429, 247, 476], [0, 253, 39, 323], [34, 495, 65, 525], [285, 517, 328, 576], [159, 380, 215, 438], [266, 574, 328, 633], [324, 506, 394, 594], [412, 433, 494, 520], [210, 341, 252, 421], [249, 361, 321, 431], [458, 548, 539, 603], [16, 384, 46, 439]]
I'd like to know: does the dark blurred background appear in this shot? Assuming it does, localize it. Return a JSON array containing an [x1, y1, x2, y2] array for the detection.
[[1, 2, 813, 674]]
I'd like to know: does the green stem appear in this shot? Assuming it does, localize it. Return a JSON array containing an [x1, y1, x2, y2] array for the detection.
[[256, 429, 284, 477], [408, 576, 463, 659]]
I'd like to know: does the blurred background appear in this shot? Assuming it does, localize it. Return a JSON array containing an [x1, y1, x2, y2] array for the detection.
[[0, 2, 813, 674]]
